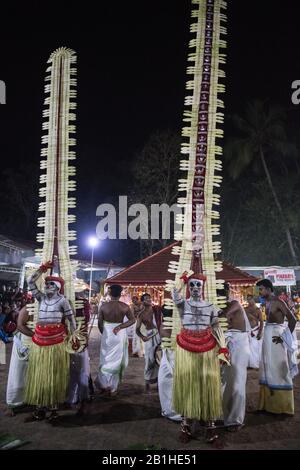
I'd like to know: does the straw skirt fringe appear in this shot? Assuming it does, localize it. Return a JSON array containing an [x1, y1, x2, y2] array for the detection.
[[25, 342, 69, 407], [173, 343, 222, 421]]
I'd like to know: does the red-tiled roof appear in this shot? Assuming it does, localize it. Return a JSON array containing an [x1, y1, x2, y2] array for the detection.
[[106, 242, 257, 286]]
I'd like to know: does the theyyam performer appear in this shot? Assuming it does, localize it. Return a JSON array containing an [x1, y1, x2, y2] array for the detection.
[[171, 272, 228, 441], [164, 0, 229, 443]]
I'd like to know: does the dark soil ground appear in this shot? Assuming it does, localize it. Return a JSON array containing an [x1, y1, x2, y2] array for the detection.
[[0, 329, 299, 450]]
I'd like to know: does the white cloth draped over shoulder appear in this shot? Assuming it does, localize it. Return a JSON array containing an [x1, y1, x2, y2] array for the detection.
[[96, 321, 128, 393], [158, 348, 181, 421], [248, 325, 263, 369], [6, 332, 30, 407], [281, 324, 299, 379]]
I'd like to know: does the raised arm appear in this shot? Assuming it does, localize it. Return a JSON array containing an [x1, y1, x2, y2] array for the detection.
[[28, 261, 52, 301], [171, 285, 185, 307], [172, 271, 194, 307]]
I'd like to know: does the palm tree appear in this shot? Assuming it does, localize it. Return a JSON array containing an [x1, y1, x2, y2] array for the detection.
[[225, 100, 299, 265]]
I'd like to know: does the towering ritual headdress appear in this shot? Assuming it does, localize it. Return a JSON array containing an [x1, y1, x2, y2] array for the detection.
[[164, 0, 227, 344], [34, 47, 78, 308]]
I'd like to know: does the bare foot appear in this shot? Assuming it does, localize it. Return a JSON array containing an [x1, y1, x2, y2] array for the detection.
[[24, 409, 46, 422], [47, 411, 59, 423], [206, 431, 220, 443], [4, 408, 16, 417], [178, 425, 192, 443], [211, 436, 226, 449]]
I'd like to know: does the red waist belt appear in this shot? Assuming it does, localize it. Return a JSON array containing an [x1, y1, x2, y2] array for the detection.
[[176, 327, 217, 353], [32, 323, 67, 347]]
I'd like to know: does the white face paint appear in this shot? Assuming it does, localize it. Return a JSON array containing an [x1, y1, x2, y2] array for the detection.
[[45, 281, 59, 296], [188, 278, 203, 300]]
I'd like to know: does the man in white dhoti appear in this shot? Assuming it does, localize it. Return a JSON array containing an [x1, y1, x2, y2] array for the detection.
[[221, 291, 251, 431], [6, 306, 33, 415], [96, 284, 135, 396], [68, 295, 91, 415], [132, 325, 144, 357], [158, 307, 181, 421], [68, 349, 90, 411], [245, 294, 263, 369], [136, 293, 160, 393], [257, 279, 297, 415]]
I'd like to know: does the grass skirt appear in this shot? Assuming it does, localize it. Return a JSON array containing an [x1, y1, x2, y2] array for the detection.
[[173, 342, 222, 421], [25, 341, 70, 407]]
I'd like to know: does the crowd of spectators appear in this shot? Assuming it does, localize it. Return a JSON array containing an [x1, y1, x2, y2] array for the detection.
[[0, 285, 32, 343]]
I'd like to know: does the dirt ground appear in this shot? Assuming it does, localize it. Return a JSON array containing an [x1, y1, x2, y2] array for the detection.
[[0, 328, 300, 450]]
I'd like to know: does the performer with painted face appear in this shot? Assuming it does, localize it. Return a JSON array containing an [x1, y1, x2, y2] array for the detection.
[[164, 0, 228, 446], [24, 261, 76, 421], [172, 272, 228, 442]]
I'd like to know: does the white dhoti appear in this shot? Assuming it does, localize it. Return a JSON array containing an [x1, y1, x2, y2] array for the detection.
[[6, 333, 30, 408], [248, 325, 262, 369], [291, 329, 299, 379], [158, 348, 181, 421], [143, 328, 160, 384], [68, 348, 90, 404], [132, 326, 144, 357], [96, 321, 128, 393], [283, 323, 299, 379], [258, 323, 295, 414], [126, 321, 135, 340], [222, 330, 250, 426]]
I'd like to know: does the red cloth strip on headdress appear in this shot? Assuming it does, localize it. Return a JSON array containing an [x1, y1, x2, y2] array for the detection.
[[180, 272, 207, 284], [45, 275, 65, 294], [180, 272, 207, 299]]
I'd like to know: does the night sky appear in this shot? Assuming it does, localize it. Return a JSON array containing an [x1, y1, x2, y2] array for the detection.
[[1, 1, 300, 265]]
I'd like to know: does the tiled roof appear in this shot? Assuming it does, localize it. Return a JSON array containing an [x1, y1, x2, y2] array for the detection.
[[106, 242, 258, 286]]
